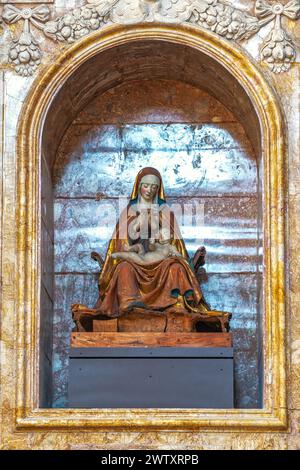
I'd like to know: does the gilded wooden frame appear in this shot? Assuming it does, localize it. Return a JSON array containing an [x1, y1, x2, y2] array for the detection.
[[15, 23, 286, 431]]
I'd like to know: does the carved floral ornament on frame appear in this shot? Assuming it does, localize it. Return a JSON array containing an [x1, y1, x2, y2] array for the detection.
[[0, 0, 299, 76]]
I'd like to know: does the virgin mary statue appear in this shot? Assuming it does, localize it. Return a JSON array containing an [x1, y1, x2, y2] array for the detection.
[[72, 167, 230, 330]]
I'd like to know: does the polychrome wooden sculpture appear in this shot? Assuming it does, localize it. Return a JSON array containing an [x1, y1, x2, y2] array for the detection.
[[71, 167, 231, 332]]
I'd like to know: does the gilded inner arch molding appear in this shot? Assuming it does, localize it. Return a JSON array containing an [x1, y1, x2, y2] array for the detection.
[[16, 24, 286, 429], [0, 0, 300, 76]]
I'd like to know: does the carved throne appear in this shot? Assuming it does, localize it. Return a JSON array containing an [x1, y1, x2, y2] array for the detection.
[[71, 246, 231, 342]]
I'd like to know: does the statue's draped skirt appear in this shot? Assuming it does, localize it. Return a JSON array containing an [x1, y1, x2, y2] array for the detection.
[[94, 257, 203, 317]]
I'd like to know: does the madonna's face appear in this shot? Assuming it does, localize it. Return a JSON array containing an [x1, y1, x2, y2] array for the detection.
[[140, 182, 159, 202], [139, 174, 160, 202]]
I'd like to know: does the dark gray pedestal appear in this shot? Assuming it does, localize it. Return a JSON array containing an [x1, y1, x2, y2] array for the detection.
[[68, 347, 234, 408]]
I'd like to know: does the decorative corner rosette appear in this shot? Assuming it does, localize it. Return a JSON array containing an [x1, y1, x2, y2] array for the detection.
[[1, 0, 299, 76], [2, 5, 50, 76], [255, 0, 300, 73]]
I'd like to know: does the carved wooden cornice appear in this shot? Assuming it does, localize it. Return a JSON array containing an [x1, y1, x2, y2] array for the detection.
[[1, 0, 299, 76]]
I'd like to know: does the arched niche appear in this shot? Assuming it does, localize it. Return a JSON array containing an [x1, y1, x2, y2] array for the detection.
[[17, 24, 286, 428], [52, 77, 259, 408]]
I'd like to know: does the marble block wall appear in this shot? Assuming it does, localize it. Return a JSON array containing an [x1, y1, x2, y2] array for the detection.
[[40, 155, 55, 406], [52, 79, 261, 408]]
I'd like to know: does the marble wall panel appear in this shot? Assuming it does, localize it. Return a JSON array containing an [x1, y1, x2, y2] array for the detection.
[[200, 272, 261, 408], [122, 123, 251, 151], [41, 157, 54, 240], [200, 273, 258, 320], [42, 88, 76, 167], [53, 273, 99, 407], [289, 194, 300, 292], [54, 196, 258, 273], [54, 123, 256, 198], [41, 220, 54, 299], [288, 192, 300, 410], [54, 125, 122, 197], [3, 73, 33, 140], [233, 327, 258, 353], [40, 285, 54, 363], [40, 285, 54, 407], [41, 154, 55, 406], [234, 350, 260, 408], [54, 198, 120, 273], [169, 196, 258, 273], [273, 66, 300, 196], [41, 150, 55, 407], [123, 146, 257, 197]]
